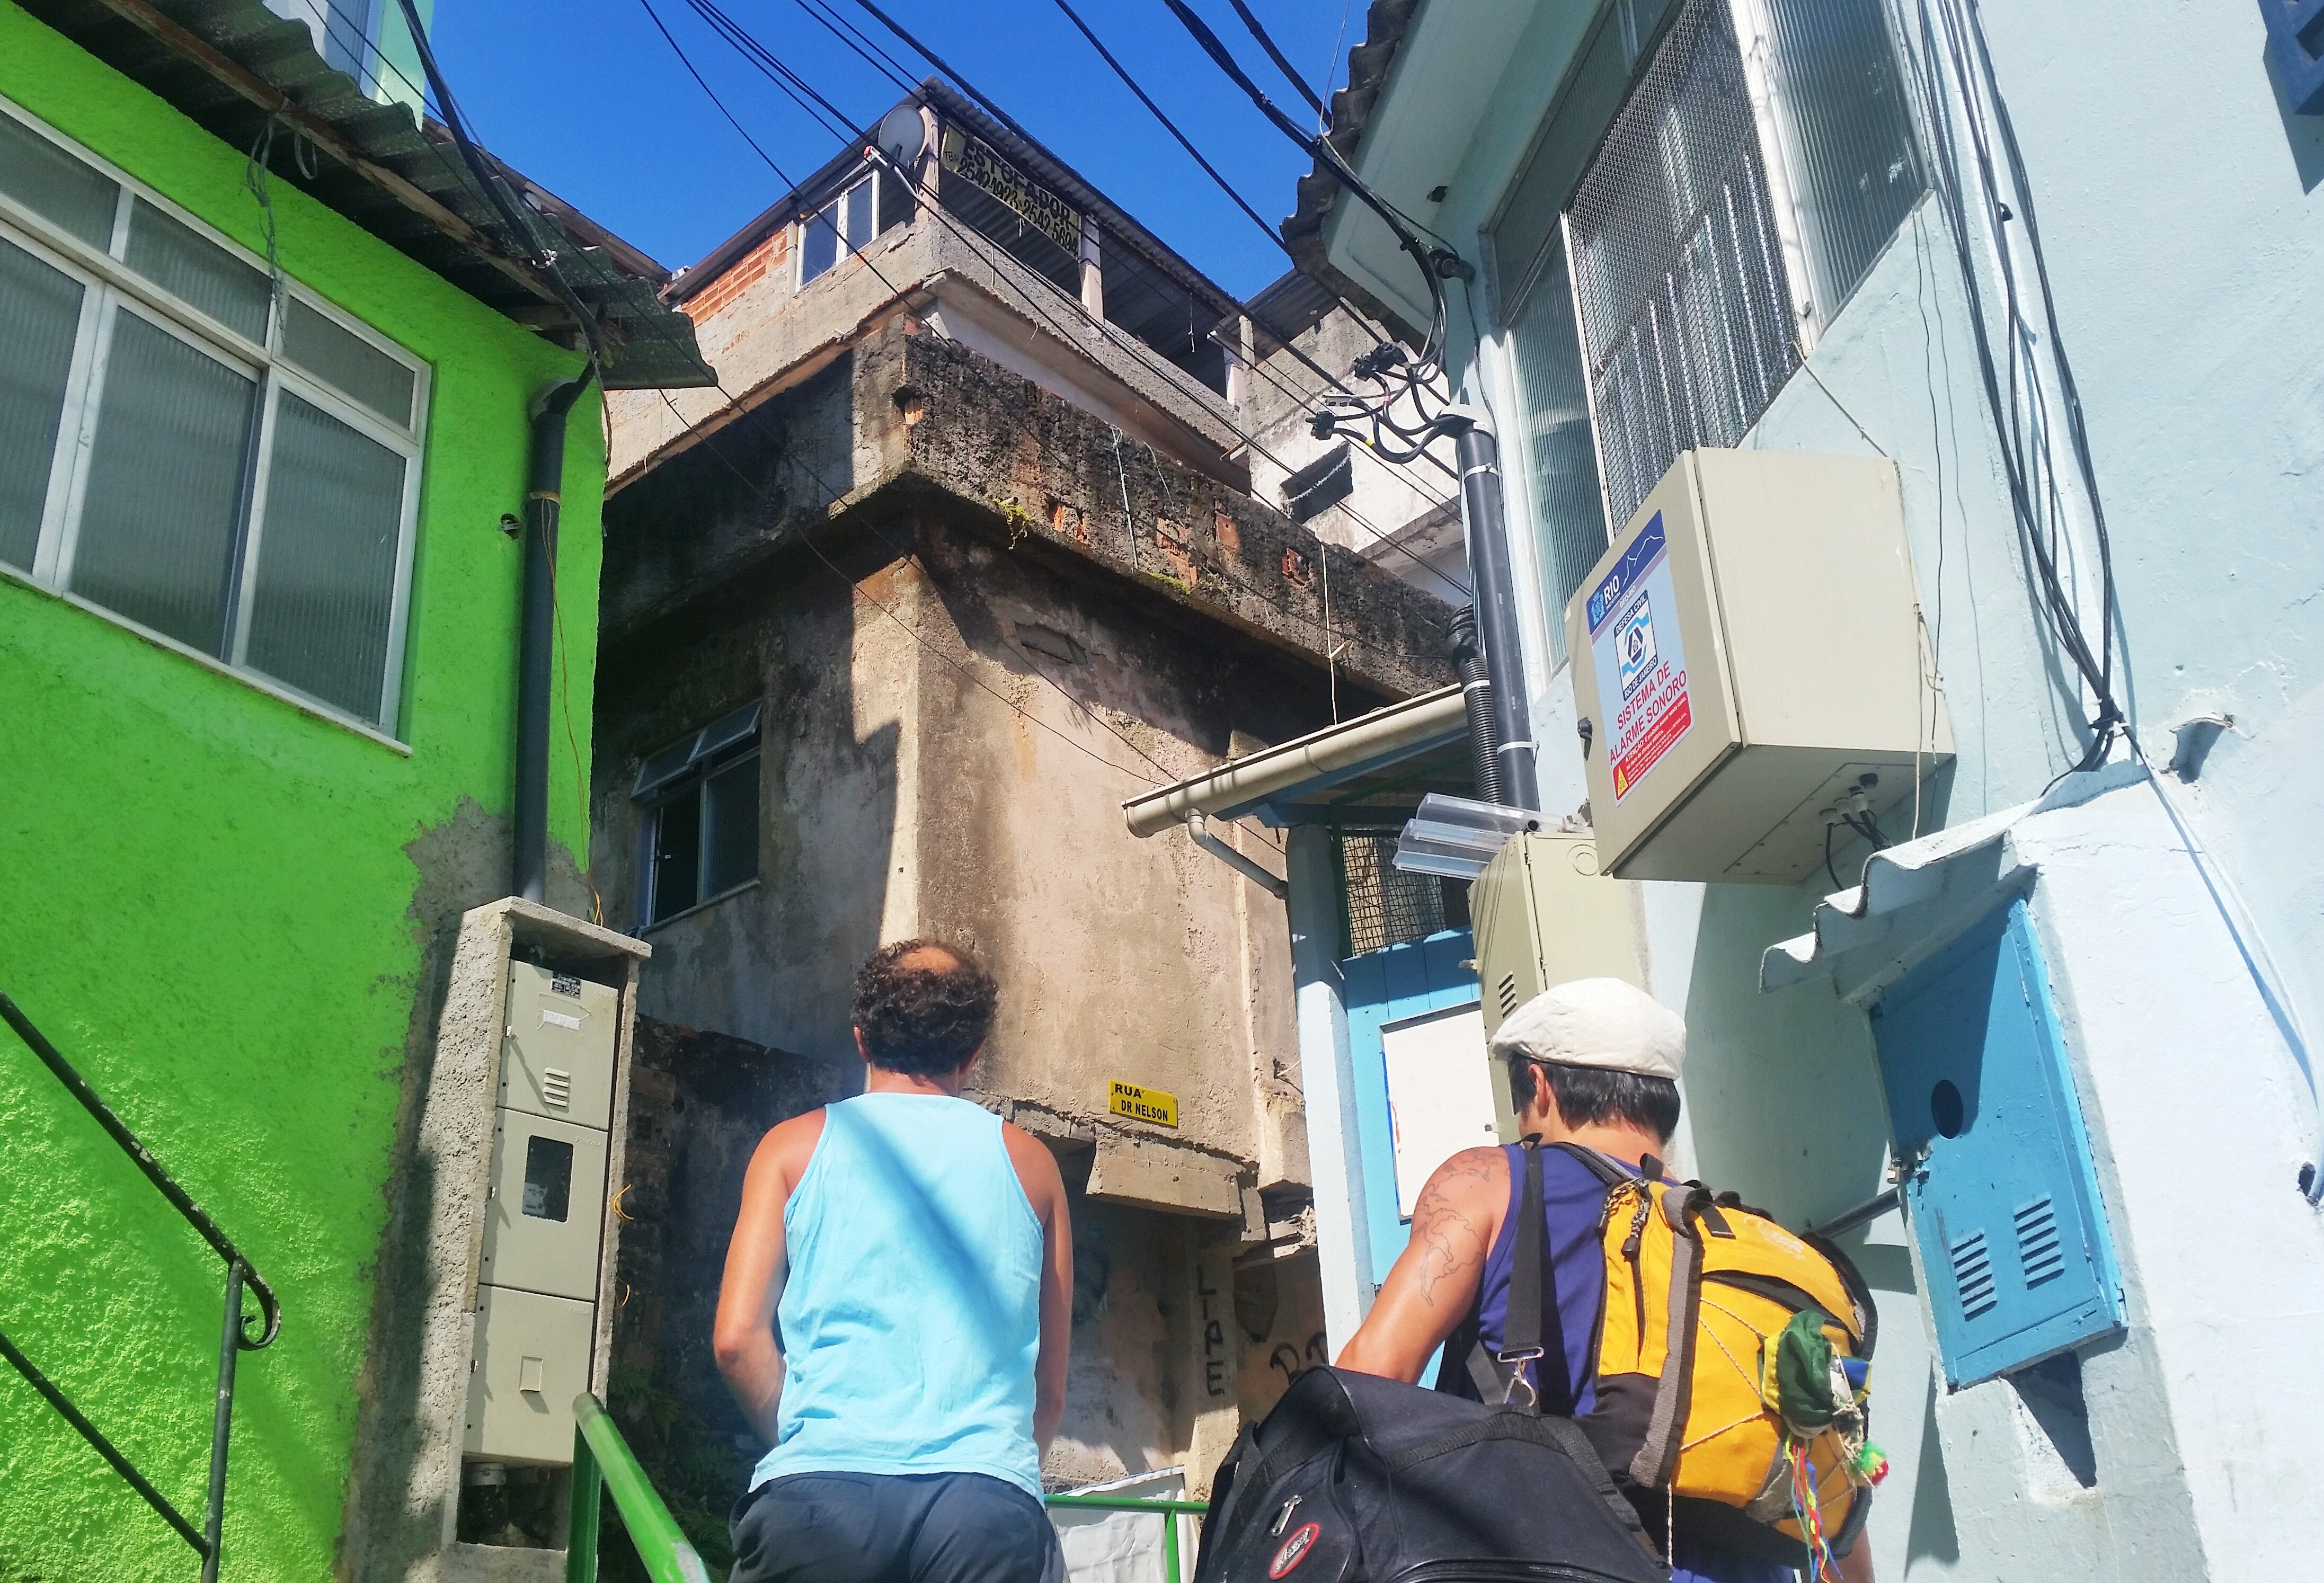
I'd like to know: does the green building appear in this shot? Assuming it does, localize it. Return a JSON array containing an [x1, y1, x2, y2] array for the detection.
[[0, 2, 709, 1577]]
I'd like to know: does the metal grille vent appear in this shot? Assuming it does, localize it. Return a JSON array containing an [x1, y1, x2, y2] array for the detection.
[[1497, 974, 1521, 1017], [1566, 0, 1799, 527], [1949, 1227, 1997, 1319], [542, 1067, 573, 1110], [2015, 1197, 2065, 1288], [1337, 832, 1448, 957]]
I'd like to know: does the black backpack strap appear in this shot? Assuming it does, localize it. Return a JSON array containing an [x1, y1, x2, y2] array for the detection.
[[1545, 1139, 1631, 1187], [1473, 1142, 1574, 1417]]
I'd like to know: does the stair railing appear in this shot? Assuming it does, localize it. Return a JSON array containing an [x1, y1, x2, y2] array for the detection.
[[566, 1392, 711, 1583], [1045, 1491, 1210, 1583], [0, 992, 280, 1583]]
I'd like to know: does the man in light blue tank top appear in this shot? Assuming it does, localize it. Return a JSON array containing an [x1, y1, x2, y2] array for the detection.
[[714, 940, 1073, 1583]]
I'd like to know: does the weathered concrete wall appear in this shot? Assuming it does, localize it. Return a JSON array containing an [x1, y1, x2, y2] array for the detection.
[[1237, 308, 1470, 603], [608, 204, 1251, 490], [596, 327, 1415, 1492]]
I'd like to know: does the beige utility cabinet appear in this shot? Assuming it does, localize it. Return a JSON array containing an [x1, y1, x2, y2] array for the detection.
[[1563, 450, 1950, 885], [464, 961, 622, 1463], [1470, 831, 1644, 1141]]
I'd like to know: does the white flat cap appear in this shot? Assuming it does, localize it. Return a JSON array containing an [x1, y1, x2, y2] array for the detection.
[[1488, 978, 1686, 1080]]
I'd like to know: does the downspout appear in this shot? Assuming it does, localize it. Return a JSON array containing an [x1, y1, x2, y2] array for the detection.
[[1445, 606, 1503, 807], [513, 371, 596, 904], [1186, 812, 1289, 899], [1440, 406, 1539, 810]]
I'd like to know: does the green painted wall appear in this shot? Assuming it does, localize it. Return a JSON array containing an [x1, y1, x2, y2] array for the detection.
[[0, 6, 604, 1576]]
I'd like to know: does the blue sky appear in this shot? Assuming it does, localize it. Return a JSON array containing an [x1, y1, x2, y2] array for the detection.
[[431, 0, 1358, 300]]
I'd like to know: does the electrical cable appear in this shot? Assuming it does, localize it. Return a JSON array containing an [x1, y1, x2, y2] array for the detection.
[[640, 1, 1463, 621], [1912, 0, 2125, 781], [1224, 0, 1328, 121], [392, 0, 604, 371]]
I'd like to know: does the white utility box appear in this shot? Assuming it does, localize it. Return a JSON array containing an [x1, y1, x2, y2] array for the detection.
[[1563, 450, 1949, 885]]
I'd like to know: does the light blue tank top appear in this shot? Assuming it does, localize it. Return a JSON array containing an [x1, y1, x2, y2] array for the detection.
[[750, 1093, 1045, 1499]]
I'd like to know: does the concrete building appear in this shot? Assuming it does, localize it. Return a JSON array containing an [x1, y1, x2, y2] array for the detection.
[[1245, 0, 2324, 1577], [0, 1, 710, 1579], [591, 83, 1456, 1551]]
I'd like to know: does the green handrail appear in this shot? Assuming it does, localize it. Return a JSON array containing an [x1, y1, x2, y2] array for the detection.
[[1045, 1492, 1209, 1583], [566, 1393, 711, 1583]]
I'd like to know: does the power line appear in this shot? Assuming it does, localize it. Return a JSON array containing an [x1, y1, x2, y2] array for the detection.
[[644, 1, 1468, 609], [1225, 0, 1326, 120]]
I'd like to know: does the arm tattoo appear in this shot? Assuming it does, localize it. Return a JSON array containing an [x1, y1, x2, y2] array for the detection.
[[1407, 1151, 1497, 1308]]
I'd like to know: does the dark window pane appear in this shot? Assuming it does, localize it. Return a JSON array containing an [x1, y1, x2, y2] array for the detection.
[[842, 177, 873, 252], [801, 204, 838, 283], [874, 168, 915, 235], [0, 236, 83, 569], [521, 1135, 574, 1222], [651, 792, 701, 922], [282, 298, 415, 426], [244, 392, 407, 723], [702, 754, 759, 897], [124, 198, 269, 343], [0, 114, 119, 247], [71, 310, 256, 653]]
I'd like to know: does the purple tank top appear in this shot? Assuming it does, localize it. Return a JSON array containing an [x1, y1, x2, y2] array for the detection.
[[1463, 1143, 1628, 1413], [1456, 1144, 1795, 1583]]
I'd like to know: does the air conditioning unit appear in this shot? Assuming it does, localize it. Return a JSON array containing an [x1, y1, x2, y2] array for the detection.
[[1563, 450, 1950, 885], [1469, 831, 1644, 1140]]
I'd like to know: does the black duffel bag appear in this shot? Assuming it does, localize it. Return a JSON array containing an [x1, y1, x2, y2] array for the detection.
[[1193, 1366, 1669, 1583]]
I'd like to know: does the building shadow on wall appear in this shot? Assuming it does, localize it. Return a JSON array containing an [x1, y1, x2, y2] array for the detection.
[[600, 1019, 846, 1576]]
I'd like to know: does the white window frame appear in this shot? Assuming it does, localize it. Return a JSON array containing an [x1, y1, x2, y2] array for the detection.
[[0, 94, 431, 744], [795, 168, 879, 290]]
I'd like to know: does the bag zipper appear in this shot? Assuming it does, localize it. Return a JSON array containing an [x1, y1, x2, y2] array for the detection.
[[1391, 1561, 1651, 1582], [1622, 1192, 1651, 1367]]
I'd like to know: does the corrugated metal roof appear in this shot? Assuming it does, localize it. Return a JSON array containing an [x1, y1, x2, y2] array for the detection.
[[20, 0, 715, 389]]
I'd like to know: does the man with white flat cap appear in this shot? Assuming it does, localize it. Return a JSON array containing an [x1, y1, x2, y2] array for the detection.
[[1337, 979, 1824, 1583]]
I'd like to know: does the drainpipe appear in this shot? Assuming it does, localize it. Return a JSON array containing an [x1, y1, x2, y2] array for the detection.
[[513, 372, 595, 904], [1439, 406, 1539, 810], [1445, 606, 1503, 807]]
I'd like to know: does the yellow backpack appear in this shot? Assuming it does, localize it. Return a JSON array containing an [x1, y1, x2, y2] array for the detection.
[[1470, 1144, 1883, 1573]]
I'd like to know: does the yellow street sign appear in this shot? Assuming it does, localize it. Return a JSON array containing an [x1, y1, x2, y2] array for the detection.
[[1107, 1080, 1178, 1128]]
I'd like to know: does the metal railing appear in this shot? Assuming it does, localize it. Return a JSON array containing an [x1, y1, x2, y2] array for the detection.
[[567, 1392, 711, 1583], [0, 991, 281, 1582], [1045, 1492, 1210, 1583]]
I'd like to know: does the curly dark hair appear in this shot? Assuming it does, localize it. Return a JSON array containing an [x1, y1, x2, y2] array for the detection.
[[850, 939, 998, 1077]]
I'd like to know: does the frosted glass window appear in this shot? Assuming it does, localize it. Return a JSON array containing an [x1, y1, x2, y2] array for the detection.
[[0, 113, 118, 247], [125, 197, 270, 342], [0, 236, 82, 569], [244, 393, 407, 721], [1751, 0, 1927, 322], [282, 297, 414, 426], [70, 312, 256, 653], [1, 102, 424, 734], [1504, 238, 1606, 665]]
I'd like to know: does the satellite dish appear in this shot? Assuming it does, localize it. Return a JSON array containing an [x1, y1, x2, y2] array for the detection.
[[875, 104, 928, 168]]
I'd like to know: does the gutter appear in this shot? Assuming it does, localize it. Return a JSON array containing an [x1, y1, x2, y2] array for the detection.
[[1122, 684, 1467, 837], [513, 371, 596, 903]]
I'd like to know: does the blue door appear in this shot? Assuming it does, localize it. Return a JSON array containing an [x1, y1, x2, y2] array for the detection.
[[1870, 899, 2123, 1386], [1343, 930, 1479, 1291]]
